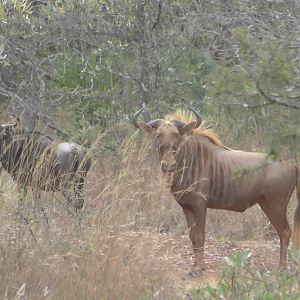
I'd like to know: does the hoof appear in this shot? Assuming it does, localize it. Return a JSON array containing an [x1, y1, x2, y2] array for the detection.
[[188, 269, 203, 278], [75, 199, 84, 211], [187, 265, 206, 278]]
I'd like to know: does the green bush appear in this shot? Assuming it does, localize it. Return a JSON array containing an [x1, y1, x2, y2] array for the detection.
[[190, 251, 300, 300]]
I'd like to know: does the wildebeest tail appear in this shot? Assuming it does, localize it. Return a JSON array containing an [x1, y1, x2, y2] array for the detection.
[[76, 147, 91, 174], [293, 165, 300, 250]]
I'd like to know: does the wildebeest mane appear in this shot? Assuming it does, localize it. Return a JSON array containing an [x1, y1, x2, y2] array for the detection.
[[17, 128, 54, 141], [164, 109, 231, 150]]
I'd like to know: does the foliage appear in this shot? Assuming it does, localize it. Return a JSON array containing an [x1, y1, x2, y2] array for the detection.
[[0, 0, 299, 156], [190, 251, 300, 300], [0, 2, 300, 299]]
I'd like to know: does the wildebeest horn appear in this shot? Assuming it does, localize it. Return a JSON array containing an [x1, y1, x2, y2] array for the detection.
[[1, 123, 17, 128], [146, 119, 164, 128], [187, 106, 202, 128], [132, 108, 164, 129], [171, 119, 186, 128], [10, 113, 18, 118], [132, 108, 145, 128]]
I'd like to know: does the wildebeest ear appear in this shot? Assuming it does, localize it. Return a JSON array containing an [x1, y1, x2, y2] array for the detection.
[[8, 114, 25, 135], [178, 121, 197, 135], [138, 122, 157, 134], [9, 113, 21, 126]]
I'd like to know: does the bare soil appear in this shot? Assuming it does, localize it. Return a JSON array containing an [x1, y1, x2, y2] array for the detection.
[[172, 235, 279, 287]]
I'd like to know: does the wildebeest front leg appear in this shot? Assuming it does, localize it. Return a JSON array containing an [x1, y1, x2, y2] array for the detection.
[[74, 176, 85, 210], [179, 193, 207, 272], [33, 189, 49, 229]]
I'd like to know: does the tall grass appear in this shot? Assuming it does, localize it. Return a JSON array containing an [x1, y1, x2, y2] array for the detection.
[[0, 132, 297, 299]]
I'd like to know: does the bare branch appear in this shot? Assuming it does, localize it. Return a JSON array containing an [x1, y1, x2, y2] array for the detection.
[[38, 114, 63, 134], [256, 81, 300, 110]]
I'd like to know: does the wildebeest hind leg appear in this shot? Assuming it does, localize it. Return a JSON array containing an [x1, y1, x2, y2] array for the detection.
[[259, 199, 291, 266], [74, 176, 85, 210]]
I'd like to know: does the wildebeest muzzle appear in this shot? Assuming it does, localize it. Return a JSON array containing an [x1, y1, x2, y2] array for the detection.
[[160, 151, 177, 174]]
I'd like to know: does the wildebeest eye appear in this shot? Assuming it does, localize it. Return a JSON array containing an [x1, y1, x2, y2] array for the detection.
[[0, 126, 8, 135], [159, 144, 175, 154], [171, 145, 177, 152], [158, 145, 165, 154], [4, 127, 12, 135]]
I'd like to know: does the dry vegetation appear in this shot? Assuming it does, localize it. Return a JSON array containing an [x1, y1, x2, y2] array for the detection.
[[0, 133, 297, 299]]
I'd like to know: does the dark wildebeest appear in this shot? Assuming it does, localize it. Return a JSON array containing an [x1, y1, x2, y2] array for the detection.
[[0, 120, 91, 210], [133, 107, 300, 271]]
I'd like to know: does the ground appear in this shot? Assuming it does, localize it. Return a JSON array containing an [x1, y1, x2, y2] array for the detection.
[[173, 235, 279, 288]]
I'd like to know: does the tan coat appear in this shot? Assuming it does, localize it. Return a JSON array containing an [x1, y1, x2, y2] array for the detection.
[[134, 108, 300, 270]]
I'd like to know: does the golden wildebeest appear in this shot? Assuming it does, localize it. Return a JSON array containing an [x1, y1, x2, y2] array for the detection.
[[133, 107, 300, 270], [0, 119, 91, 210]]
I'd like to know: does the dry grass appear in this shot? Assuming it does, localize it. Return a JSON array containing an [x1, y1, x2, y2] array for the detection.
[[0, 132, 297, 299]]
